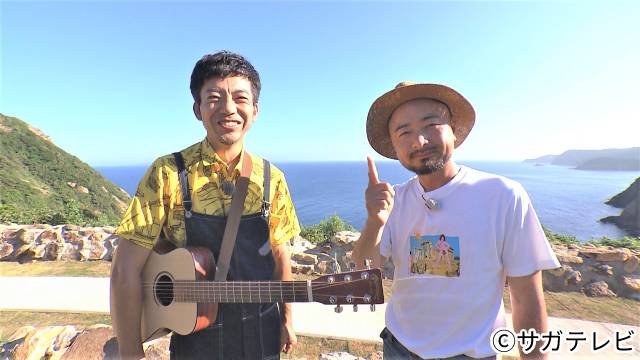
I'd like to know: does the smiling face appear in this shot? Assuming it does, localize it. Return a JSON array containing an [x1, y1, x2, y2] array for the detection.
[[193, 76, 258, 150], [388, 98, 456, 175]]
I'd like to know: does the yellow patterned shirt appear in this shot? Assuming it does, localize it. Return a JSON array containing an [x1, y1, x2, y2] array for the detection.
[[114, 139, 301, 249]]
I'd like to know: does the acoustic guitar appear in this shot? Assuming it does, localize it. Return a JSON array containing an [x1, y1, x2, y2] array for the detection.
[[141, 247, 384, 342]]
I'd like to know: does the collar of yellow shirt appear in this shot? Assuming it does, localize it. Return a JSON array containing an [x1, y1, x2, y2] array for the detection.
[[199, 138, 246, 180]]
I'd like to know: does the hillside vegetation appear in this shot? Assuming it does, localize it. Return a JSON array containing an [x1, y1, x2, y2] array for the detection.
[[0, 114, 130, 226]]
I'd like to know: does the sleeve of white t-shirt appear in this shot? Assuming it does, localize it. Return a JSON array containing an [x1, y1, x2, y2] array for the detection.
[[502, 183, 560, 277]]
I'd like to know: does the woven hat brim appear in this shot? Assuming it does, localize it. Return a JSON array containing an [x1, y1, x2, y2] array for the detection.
[[366, 84, 475, 159]]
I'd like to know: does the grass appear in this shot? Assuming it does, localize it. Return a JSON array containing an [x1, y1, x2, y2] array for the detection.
[[283, 336, 381, 359], [0, 260, 111, 277]]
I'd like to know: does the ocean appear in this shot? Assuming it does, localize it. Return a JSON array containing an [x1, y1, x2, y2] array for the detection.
[[95, 161, 639, 242]]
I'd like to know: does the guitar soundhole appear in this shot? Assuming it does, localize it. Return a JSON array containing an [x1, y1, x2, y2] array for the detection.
[[155, 274, 174, 306]]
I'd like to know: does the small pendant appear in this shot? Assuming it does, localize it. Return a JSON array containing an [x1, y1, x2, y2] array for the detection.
[[222, 180, 235, 196]]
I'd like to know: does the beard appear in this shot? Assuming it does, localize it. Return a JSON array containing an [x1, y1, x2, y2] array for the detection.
[[403, 150, 450, 175], [218, 134, 237, 146]]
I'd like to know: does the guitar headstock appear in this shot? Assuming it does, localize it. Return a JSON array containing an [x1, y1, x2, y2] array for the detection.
[[311, 268, 384, 308]]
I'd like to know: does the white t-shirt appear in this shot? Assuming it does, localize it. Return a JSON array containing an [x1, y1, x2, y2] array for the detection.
[[380, 166, 560, 359]]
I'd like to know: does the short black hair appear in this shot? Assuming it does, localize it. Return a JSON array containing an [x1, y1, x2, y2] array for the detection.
[[190, 51, 261, 104]]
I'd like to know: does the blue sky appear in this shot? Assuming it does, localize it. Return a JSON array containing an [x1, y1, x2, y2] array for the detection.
[[2, 1, 638, 166]]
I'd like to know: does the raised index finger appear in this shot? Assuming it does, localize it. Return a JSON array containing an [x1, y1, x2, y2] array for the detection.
[[367, 156, 379, 185]]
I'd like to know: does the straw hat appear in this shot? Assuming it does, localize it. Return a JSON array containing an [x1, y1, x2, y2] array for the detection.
[[366, 82, 475, 159]]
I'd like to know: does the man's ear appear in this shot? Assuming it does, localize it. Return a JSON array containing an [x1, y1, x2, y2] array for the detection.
[[193, 102, 202, 121], [253, 102, 259, 121]]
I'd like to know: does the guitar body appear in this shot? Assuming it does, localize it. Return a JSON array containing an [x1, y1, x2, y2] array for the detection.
[[141, 247, 217, 342], [140, 247, 385, 343]]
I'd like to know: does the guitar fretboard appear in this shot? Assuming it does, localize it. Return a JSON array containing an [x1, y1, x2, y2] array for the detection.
[[162, 280, 313, 303]]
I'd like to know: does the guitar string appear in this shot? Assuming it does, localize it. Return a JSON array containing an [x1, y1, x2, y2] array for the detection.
[[143, 277, 374, 292], [144, 278, 378, 301]]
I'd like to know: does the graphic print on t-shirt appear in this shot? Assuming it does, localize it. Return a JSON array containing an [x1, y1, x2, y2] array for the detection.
[[409, 232, 460, 277]]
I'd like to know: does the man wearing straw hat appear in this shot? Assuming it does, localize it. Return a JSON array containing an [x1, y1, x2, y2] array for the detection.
[[353, 82, 560, 359]]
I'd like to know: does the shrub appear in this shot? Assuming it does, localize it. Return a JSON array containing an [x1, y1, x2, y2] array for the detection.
[[587, 236, 640, 251], [300, 214, 356, 244]]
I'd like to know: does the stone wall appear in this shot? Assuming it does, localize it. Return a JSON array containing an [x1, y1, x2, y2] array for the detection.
[[544, 243, 640, 300], [1, 224, 638, 300], [0, 224, 117, 262]]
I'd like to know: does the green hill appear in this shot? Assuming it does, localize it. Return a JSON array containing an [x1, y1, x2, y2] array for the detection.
[[0, 114, 130, 226]]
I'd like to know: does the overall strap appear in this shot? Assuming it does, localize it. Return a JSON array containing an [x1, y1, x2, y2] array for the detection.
[[214, 152, 253, 281], [262, 159, 271, 218], [258, 159, 273, 256], [172, 152, 193, 219]]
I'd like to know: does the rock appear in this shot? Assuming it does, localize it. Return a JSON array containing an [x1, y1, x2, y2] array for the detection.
[[556, 253, 584, 264], [624, 255, 639, 273], [592, 264, 614, 276], [290, 236, 315, 254], [67, 182, 77, 188], [13, 229, 34, 244], [549, 265, 571, 277], [292, 252, 318, 265], [367, 351, 384, 360], [320, 352, 365, 360], [578, 248, 631, 262], [85, 237, 107, 261], [0, 242, 13, 259], [77, 186, 90, 194], [59, 242, 81, 261], [65, 224, 81, 232], [622, 276, 640, 292], [291, 262, 314, 274], [566, 270, 582, 286], [143, 336, 171, 359], [38, 228, 63, 242], [583, 281, 616, 297], [44, 241, 63, 260], [320, 244, 333, 253], [332, 231, 360, 245], [61, 326, 115, 360], [596, 249, 631, 262], [316, 259, 331, 274], [11, 325, 78, 360], [7, 326, 36, 342], [102, 235, 117, 261], [0, 338, 24, 359]]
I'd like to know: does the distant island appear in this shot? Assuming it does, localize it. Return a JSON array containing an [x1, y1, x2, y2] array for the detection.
[[524, 147, 640, 171], [0, 113, 130, 226]]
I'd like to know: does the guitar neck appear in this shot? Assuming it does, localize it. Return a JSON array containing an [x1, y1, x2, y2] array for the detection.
[[170, 280, 313, 303]]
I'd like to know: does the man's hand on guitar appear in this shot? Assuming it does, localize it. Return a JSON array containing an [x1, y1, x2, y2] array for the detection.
[[280, 321, 297, 354]]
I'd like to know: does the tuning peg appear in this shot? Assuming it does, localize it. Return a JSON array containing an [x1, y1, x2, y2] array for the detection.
[[353, 304, 358, 312], [364, 258, 372, 270], [370, 304, 376, 312], [334, 305, 343, 313]]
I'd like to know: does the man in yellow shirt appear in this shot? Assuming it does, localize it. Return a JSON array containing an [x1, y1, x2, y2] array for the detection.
[[110, 51, 301, 360]]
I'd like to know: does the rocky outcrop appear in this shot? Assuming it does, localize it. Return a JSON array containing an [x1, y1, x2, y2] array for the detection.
[[1, 325, 381, 360], [0, 224, 118, 262], [0, 325, 168, 360], [601, 177, 640, 236], [287, 231, 394, 279], [543, 243, 640, 300]]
